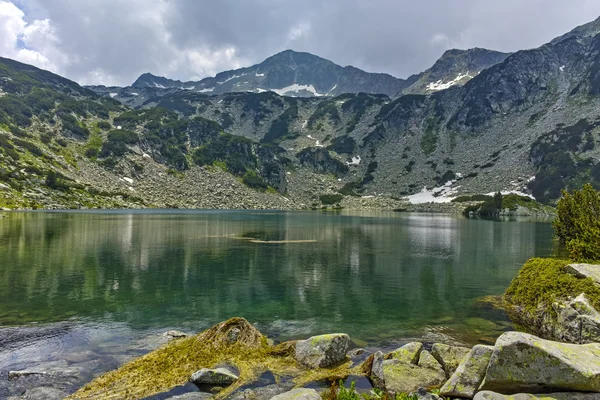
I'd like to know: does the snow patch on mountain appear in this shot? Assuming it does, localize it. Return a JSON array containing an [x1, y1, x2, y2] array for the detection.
[[426, 72, 474, 92], [272, 84, 323, 97]]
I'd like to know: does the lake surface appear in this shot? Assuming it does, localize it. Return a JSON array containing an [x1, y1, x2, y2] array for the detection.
[[0, 210, 560, 392]]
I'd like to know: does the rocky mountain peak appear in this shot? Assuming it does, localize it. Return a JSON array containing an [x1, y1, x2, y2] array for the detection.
[[402, 48, 511, 94]]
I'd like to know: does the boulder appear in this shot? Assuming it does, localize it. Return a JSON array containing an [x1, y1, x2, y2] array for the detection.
[[440, 345, 493, 399], [474, 391, 600, 400], [481, 331, 600, 394], [294, 334, 349, 368], [382, 350, 446, 394], [431, 343, 470, 378], [389, 342, 423, 364], [269, 388, 321, 400], [565, 263, 600, 285], [554, 293, 600, 344], [368, 351, 385, 389], [190, 368, 239, 387]]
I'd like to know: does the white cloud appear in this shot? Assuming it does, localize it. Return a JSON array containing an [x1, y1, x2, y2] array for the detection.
[[288, 22, 311, 41], [0, 1, 63, 73]]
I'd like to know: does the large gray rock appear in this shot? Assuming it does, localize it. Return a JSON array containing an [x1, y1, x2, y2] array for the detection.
[[565, 263, 600, 285], [474, 391, 600, 399], [269, 388, 321, 400], [369, 351, 385, 389], [440, 345, 493, 399], [481, 331, 600, 394], [554, 293, 600, 344], [190, 368, 238, 387], [431, 343, 470, 378], [382, 350, 446, 394], [294, 334, 349, 368]]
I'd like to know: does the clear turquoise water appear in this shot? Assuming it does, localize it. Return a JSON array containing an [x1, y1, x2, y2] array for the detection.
[[0, 210, 560, 346]]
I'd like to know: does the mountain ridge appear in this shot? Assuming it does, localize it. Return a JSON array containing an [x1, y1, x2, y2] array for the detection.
[[3, 16, 600, 211]]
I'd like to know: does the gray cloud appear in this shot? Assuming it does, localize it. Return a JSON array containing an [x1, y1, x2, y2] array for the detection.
[[4, 0, 600, 86]]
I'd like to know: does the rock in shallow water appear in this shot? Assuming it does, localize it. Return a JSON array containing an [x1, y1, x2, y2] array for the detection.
[[190, 368, 239, 387], [439, 344, 493, 399], [294, 333, 349, 368], [481, 331, 600, 394], [7, 386, 68, 400]]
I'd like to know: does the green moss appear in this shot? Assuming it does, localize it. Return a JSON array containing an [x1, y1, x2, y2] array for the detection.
[[504, 258, 600, 314], [69, 318, 358, 400]]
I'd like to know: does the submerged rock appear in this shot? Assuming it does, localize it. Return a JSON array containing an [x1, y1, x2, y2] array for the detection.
[[7, 386, 68, 400], [474, 391, 600, 399], [190, 368, 239, 387], [481, 331, 600, 393], [8, 371, 47, 380], [431, 343, 470, 378], [294, 333, 349, 368], [269, 388, 321, 400], [439, 344, 493, 399]]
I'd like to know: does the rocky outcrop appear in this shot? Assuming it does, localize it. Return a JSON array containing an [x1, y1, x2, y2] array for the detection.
[[440, 345, 494, 399], [481, 331, 600, 394], [269, 388, 321, 400], [294, 333, 349, 368], [190, 367, 239, 387], [431, 343, 470, 378]]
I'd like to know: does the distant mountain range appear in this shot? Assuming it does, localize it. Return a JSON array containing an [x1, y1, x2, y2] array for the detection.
[[89, 47, 513, 100], [2, 16, 600, 211]]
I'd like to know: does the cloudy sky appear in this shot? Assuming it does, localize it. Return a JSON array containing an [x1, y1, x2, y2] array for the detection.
[[2, 0, 600, 86]]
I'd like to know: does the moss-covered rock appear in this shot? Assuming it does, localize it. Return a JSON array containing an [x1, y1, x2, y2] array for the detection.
[[69, 319, 357, 400], [480, 331, 600, 394], [439, 344, 493, 399], [389, 342, 423, 364], [270, 388, 321, 400], [504, 258, 600, 343], [431, 343, 470, 378], [381, 350, 446, 394]]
